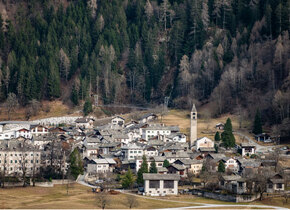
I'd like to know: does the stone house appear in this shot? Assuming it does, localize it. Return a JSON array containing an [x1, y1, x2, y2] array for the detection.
[[196, 137, 214, 151], [240, 143, 256, 156], [267, 174, 285, 193], [143, 173, 180, 196], [75, 118, 95, 129], [219, 175, 247, 194]]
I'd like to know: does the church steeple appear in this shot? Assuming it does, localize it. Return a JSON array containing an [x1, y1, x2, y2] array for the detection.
[[190, 104, 197, 147]]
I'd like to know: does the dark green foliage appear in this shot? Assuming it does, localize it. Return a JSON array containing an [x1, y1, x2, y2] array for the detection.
[[221, 118, 235, 148], [214, 144, 218, 153], [149, 160, 157, 173], [218, 161, 225, 173], [83, 99, 92, 116], [214, 131, 221, 141], [163, 159, 170, 168], [122, 167, 135, 189], [253, 110, 263, 135], [69, 148, 84, 179], [71, 85, 79, 106], [0, 0, 287, 133], [137, 155, 148, 185]]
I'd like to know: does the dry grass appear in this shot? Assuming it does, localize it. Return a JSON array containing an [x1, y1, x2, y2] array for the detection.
[[158, 109, 251, 142], [0, 184, 192, 209]]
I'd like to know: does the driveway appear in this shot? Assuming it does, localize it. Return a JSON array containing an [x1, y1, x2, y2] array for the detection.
[[234, 131, 276, 153]]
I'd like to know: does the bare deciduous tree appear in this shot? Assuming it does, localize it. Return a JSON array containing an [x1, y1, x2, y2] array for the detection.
[[126, 195, 138, 209], [5, 93, 19, 120], [96, 192, 110, 210]]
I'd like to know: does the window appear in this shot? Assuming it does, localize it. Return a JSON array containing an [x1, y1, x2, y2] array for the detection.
[[15, 160, 17, 163], [164, 180, 174, 189], [277, 183, 283, 189], [31, 160, 33, 163], [134, 151, 137, 153], [238, 182, 243, 188], [138, 151, 141, 153], [149, 180, 160, 189], [15, 154, 17, 156], [10, 160, 12, 163]]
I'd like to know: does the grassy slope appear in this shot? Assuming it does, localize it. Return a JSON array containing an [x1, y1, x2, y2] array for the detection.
[[0, 184, 191, 209], [0, 184, 288, 209]]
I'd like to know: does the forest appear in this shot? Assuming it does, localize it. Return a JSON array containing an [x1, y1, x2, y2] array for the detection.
[[0, 0, 289, 136]]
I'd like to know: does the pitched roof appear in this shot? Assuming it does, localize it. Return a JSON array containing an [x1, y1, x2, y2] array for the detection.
[[75, 118, 94, 123], [191, 104, 197, 112], [143, 173, 180, 181]]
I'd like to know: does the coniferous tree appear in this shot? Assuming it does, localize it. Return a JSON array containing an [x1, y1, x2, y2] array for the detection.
[[71, 85, 79, 106], [163, 159, 170, 168], [69, 148, 84, 179], [122, 167, 135, 189], [83, 99, 93, 116], [137, 155, 148, 185], [149, 160, 157, 173], [253, 110, 263, 135], [215, 131, 221, 141], [221, 118, 235, 148], [218, 161, 225, 173]]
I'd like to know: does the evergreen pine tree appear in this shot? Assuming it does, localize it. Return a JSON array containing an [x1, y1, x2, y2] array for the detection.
[[71, 85, 79, 106], [122, 167, 135, 189], [137, 155, 148, 185], [69, 148, 84, 179], [214, 131, 221, 141], [218, 161, 225, 173], [253, 110, 263, 135], [149, 160, 157, 173], [221, 118, 235, 148], [83, 99, 93, 116], [163, 159, 170, 168]]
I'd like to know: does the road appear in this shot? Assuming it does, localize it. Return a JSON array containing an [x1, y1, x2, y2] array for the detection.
[[234, 131, 276, 153]]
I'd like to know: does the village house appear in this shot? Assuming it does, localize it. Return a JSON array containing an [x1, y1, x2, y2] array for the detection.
[[195, 137, 214, 151], [240, 143, 256, 156], [0, 140, 41, 176], [122, 143, 144, 160], [219, 175, 247, 194], [75, 118, 95, 129], [111, 116, 125, 129], [143, 173, 180, 196], [267, 174, 285, 193], [167, 163, 187, 178], [215, 123, 224, 130], [165, 133, 186, 143], [87, 158, 116, 174], [141, 124, 179, 141], [139, 113, 158, 124], [15, 128, 32, 139], [255, 133, 272, 143], [144, 146, 159, 157], [220, 157, 240, 173], [30, 125, 49, 136]]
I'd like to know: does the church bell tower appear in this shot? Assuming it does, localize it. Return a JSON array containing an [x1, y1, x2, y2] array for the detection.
[[190, 104, 197, 147]]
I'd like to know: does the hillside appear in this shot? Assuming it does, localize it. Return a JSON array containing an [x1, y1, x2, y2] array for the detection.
[[0, 0, 289, 136]]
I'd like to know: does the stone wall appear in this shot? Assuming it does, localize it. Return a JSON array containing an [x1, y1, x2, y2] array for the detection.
[[31, 116, 82, 126], [192, 189, 260, 203]]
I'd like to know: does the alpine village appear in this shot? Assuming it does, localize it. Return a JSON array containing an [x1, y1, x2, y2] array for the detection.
[[0, 0, 289, 209]]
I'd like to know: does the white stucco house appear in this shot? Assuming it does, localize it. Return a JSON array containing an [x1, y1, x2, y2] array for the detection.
[[196, 137, 214, 150]]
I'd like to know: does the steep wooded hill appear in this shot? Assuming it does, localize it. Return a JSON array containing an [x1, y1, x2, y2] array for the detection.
[[0, 0, 289, 135]]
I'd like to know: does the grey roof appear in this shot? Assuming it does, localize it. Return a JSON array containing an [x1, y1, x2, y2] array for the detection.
[[75, 118, 94, 123], [222, 175, 242, 181], [143, 173, 180, 181], [238, 159, 261, 168], [157, 167, 168, 172], [170, 163, 186, 170], [139, 113, 157, 120], [240, 143, 256, 147], [152, 156, 166, 162], [207, 153, 226, 160], [199, 147, 216, 152]]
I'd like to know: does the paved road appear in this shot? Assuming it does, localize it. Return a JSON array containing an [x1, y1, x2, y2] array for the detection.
[[234, 131, 276, 153]]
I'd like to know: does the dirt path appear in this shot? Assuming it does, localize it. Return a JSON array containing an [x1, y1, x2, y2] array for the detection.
[[117, 190, 288, 210]]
